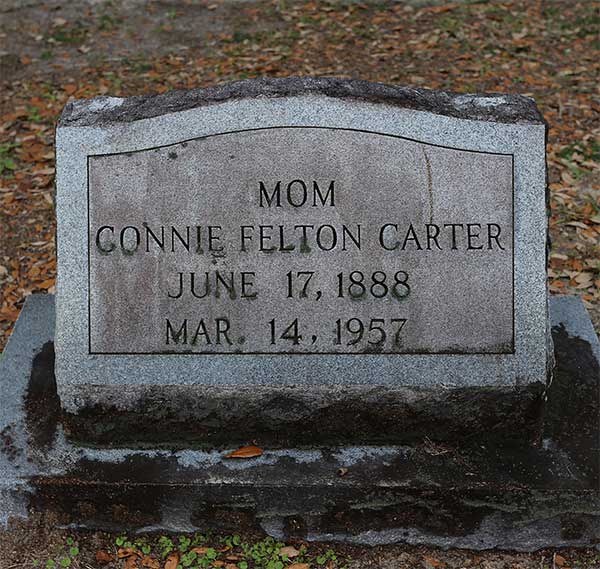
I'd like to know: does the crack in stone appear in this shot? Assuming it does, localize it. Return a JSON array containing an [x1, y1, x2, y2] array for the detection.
[[421, 146, 434, 224]]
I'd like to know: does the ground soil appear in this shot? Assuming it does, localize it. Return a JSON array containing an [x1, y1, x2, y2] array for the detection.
[[1, 519, 600, 568]]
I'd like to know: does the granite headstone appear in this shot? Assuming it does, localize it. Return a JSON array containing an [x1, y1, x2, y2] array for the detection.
[[54, 78, 551, 443]]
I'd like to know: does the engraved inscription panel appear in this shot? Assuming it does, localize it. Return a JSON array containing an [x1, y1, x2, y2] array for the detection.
[[88, 127, 513, 354]]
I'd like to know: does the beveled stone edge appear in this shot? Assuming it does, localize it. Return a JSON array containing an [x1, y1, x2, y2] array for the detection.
[[58, 76, 546, 128]]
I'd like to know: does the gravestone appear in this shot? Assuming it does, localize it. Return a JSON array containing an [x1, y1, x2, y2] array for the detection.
[[1, 78, 599, 549], [54, 77, 551, 444]]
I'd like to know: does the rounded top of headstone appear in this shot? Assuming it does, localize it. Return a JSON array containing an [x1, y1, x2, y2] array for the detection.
[[59, 76, 545, 128]]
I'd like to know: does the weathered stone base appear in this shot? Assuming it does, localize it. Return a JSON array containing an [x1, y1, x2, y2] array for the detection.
[[1, 295, 598, 551], [62, 382, 546, 448]]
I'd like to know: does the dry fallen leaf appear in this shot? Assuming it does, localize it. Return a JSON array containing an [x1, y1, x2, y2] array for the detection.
[[565, 221, 590, 230], [288, 564, 310, 569], [554, 553, 567, 567], [279, 545, 300, 558], [118, 547, 140, 558], [95, 549, 114, 564], [141, 555, 161, 569], [125, 556, 139, 569], [423, 555, 446, 568], [226, 445, 264, 459], [164, 553, 180, 569]]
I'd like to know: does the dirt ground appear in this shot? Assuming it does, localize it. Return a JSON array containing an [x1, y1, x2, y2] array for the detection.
[[0, 0, 599, 567], [1, 519, 600, 568]]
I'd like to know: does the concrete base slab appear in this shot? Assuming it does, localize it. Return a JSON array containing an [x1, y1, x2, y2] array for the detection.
[[0, 294, 598, 551]]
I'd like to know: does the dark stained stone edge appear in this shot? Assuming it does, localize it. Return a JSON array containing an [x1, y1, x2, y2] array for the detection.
[[58, 76, 546, 127]]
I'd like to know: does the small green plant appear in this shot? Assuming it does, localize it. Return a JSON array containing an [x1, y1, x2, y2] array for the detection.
[[49, 24, 88, 45], [132, 61, 153, 73], [35, 531, 351, 568], [0, 143, 17, 175], [158, 534, 175, 557], [191, 532, 209, 546], [101, 71, 123, 90], [134, 537, 152, 555], [316, 548, 338, 565], [178, 535, 192, 552], [559, 139, 600, 180], [27, 106, 43, 122], [33, 537, 80, 569], [239, 536, 289, 568], [180, 550, 198, 567], [41, 82, 60, 100], [99, 13, 120, 31], [220, 534, 242, 548]]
